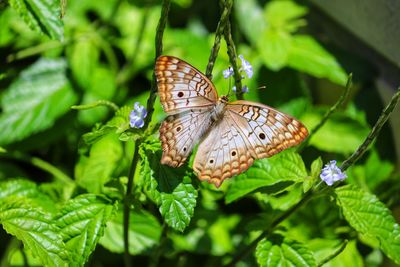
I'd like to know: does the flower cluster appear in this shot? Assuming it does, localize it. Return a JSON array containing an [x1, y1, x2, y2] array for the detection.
[[222, 54, 253, 93], [129, 102, 147, 129], [320, 160, 347, 186]]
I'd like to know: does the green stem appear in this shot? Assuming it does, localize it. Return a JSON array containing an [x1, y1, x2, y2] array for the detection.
[[60, 0, 67, 18], [221, 0, 243, 100], [149, 224, 168, 267], [317, 240, 348, 267], [297, 74, 352, 152], [123, 1, 171, 265], [144, 0, 171, 127], [205, 0, 232, 79], [7, 41, 67, 62], [71, 99, 119, 112], [340, 86, 400, 171], [123, 140, 141, 267]]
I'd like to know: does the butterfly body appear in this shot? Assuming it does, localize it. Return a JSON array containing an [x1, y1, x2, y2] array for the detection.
[[155, 55, 308, 187]]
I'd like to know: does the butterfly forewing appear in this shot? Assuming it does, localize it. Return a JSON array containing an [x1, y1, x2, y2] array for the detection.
[[193, 101, 308, 187], [156, 56, 219, 166], [155, 56, 218, 114]]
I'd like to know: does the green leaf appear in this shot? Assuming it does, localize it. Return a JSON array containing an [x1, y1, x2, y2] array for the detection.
[[99, 209, 161, 254], [348, 150, 394, 190], [288, 35, 347, 85], [0, 179, 57, 211], [75, 133, 123, 193], [264, 0, 308, 33], [78, 66, 117, 126], [335, 185, 400, 264], [9, 0, 64, 40], [308, 239, 363, 267], [0, 199, 69, 267], [258, 30, 292, 70], [0, 58, 77, 146], [301, 110, 370, 154], [304, 157, 322, 192], [57, 194, 115, 265], [226, 150, 307, 204], [68, 38, 100, 90], [256, 234, 317, 267], [139, 141, 198, 232], [235, 0, 266, 44]]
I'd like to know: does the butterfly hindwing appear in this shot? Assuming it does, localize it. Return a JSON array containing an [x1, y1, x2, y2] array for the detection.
[[193, 117, 254, 187], [155, 56, 218, 114], [193, 101, 308, 187], [160, 108, 214, 167]]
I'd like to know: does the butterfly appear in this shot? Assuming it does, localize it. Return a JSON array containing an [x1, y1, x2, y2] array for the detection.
[[155, 55, 308, 187]]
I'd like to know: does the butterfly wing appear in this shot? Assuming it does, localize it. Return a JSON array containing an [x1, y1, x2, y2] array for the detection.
[[155, 55, 218, 114], [193, 100, 308, 187], [160, 108, 214, 167], [156, 56, 219, 166]]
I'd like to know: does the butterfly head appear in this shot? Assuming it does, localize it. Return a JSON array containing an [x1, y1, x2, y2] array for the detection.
[[219, 95, 229, 103]]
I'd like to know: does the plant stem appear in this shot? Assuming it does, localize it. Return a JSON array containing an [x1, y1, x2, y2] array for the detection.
[[123, 140, 141, 267], [71, 99, 119, 112], [317, 240, 348, 267], [221, 0, 243, 100], [144, 0, 171, 127], [297, 74, 352, 152], [340, 86, 400, 171], [149, 224, 168, 267], [225, 188, 315, 267], [123, 2, 171, 266], [205, 0, 232, 79]]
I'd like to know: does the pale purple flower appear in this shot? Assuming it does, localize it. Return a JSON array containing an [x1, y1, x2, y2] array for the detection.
[[129, 102, 147, 128], [320, 160, 347, 186], [223, 67, 234, 79], [239, 55, 253, 78]]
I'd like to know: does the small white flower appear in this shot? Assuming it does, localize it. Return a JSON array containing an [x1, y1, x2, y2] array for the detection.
[[239, 55, 253, 78], [223, 67, 234, 79], [232, 86, 237, 92], [320, 160, 347, 186], [129, 102, 147, 128]]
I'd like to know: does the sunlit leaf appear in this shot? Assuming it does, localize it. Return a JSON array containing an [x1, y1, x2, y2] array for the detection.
[[99, 209, 161, 254], [335, 185, 400, 264], [0, 58, 77, 145], [288, 35, 347, 85], [57, 194, 115, 266], [0, 199, 69, 266], [75, 134, 123, 193], [9, 0, 64, 40], [139, 140, 198, 232], [301, 110, 370, 154], [235, 0, 266, 44], [226, 150, 307, 204], [308, 239, 363, 267], [256, 234, 317, 267]]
